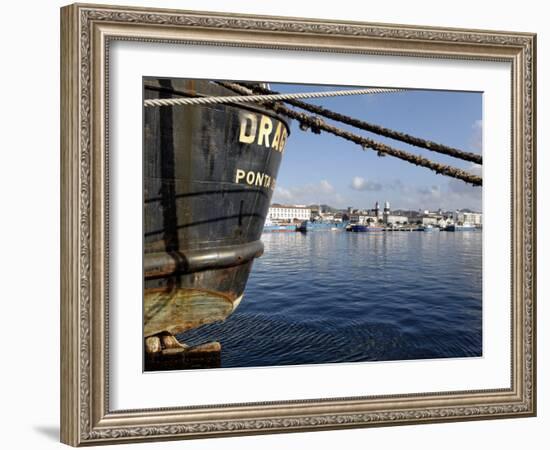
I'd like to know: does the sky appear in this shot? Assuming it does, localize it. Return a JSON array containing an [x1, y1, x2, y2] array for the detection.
[[267, 82, 482, 212]]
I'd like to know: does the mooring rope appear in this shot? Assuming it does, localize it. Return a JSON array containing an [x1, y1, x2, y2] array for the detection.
[[218, 82, 482, 186], [143, 87, 404, 108], [235, 82, 482, 165]]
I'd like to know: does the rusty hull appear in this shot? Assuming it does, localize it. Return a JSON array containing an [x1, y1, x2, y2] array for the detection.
[[143, 78, 289, 337]]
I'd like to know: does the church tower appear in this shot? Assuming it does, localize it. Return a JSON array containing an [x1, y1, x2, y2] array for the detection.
[[383, 201, 390, 224]]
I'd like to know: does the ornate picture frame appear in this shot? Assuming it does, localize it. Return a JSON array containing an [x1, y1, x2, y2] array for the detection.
[[60, 3, 536, 446]]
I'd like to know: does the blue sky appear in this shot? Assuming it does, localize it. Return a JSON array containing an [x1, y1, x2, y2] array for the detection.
[[269, 82, 482, 212]]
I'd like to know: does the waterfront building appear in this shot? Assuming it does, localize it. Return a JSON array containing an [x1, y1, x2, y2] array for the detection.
[[452, 210, 482, 226], [380, 201, 408, 225], [349, 214, 376, 225], [309, 205, 322, 219], [365, 200, 403, 225], [344, 201, 409, 226], [268, 204, 312, 222], [385, 214, 409, 226], [421, 216, 440, 226]]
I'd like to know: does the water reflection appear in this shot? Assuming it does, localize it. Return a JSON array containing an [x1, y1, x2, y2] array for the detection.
[[177, 231, 482, 368]]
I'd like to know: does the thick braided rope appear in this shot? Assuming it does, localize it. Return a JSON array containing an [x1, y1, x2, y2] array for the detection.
[[220, 82, 482, 186], [236, 82, 483, 165], [144, 87, 404, 107]]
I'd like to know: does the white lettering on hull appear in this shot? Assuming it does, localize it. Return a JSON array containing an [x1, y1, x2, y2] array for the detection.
[[238, 112, 287, 153], [234, 169, 275, 191]]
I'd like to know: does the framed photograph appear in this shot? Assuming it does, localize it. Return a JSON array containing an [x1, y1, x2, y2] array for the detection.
[[60, 3, 536, 446]]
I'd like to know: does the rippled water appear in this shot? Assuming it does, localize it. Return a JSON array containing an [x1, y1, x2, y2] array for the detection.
[[178, 231, 482, 368]]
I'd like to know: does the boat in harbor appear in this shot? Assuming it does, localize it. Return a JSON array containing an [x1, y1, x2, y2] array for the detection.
[[347, 224, 384, 232], [262, 217, 297, 232], [444, 223, 477, 231], [263, 224, 297, 232], [296, 220, 346, 232], [418, 224, 440, 232], [143, 78, 290, 354]]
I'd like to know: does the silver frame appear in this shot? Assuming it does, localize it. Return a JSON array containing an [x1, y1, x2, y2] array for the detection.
[[60, 3, 536, 446]]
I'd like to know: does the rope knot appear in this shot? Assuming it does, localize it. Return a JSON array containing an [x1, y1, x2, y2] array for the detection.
[[298, 114, 324, 134], [310, 116, 324, 134]]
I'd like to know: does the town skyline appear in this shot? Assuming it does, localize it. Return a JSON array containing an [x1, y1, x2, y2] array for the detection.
[[266, 201, 482, 229], [269, 200, 482, 215]]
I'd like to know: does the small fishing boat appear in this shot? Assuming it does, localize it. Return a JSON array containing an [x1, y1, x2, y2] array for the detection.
[[263, 224, 297, 232], [444, 223, 476, 231], [346, 224, 384, 232], [418, 224, 440, 232], [296, 220, 345, 232], [262, 217, 296, 232]]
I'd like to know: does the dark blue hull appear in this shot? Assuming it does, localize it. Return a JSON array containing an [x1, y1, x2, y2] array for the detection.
[[347, 224, 384, 232]]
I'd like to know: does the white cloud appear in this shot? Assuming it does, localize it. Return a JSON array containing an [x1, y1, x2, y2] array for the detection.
[[469, 119, 483, 153], [377, 175, 481, 211], [417, 185, 442, 199], [386, 178, 405, 191], [272, 180, 346, 206], [350, 176, 382, 191], [273, 173, 481, 212], [318, 179, 335, 194], [273, 186, 294, 202]]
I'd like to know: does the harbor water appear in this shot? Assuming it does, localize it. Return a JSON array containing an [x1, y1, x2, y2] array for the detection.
[[177, 231, 482, 369]]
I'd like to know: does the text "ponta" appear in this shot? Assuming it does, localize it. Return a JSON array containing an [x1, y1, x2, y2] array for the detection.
[[235, 169, 275, 190]]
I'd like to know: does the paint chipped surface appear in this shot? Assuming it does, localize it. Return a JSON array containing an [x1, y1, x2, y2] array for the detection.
[[144, 288, 237, 337]]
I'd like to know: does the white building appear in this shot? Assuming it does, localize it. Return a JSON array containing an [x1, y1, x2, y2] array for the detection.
[[268, 204, 311, 222], [350, 214, 378, 225], [378, 201, 408, 225], [385, 215, 409, 226], [453, 211, 482, 226], [421, 216, 439, 226]]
